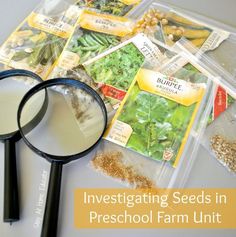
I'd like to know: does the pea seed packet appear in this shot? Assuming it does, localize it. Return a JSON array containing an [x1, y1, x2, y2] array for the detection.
[[105, 55, 212, 167], [76, 0, 142, 16], [83, 33, 165, 105], [49, 9, 135, 82], [0, 1, 80, 78]]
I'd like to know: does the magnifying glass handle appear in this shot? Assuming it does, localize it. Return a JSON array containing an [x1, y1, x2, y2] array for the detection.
[[41, 162, 63, 237], [4, 139, 19, 223]]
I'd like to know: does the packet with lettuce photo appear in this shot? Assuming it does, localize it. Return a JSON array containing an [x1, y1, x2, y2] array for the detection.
[[83, 33, 165, 105]]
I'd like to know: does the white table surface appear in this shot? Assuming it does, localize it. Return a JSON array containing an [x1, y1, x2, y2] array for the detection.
[[0, 1, 236, 237]]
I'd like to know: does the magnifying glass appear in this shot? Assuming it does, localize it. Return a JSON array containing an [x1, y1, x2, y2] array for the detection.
[[0, 69, 47, 223], [17, 78, 107, 237]]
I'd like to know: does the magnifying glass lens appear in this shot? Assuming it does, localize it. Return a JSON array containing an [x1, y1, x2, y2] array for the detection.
[[0, 77, 38, 135], [0, 70, 43, 223], [17, 79, 107, 237], [19, 84, 106, 156]]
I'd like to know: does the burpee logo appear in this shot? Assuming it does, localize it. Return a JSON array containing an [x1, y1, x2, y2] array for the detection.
[[156, 76, 183, 95], [136, 68, 205, 106]]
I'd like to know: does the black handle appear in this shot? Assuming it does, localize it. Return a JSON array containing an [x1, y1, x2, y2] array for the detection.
[[41, 162, 63, 237], [4, 139, 19, 223]]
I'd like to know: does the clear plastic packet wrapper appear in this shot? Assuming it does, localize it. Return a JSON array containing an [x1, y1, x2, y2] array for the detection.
[[181, 21, 236, 123], [0, 63, 10, 72], [202, 102, 236, 174], [0, 0, 81, 79], [90, 52, 214, 188], [130, 1, 229, 52], [130, 0, 236, 123], [172, 40, 236, 173], [75, 0, 145, 16], [172, 38, 236, 125]]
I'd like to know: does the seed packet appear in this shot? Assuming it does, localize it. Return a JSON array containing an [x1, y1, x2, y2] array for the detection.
[[83, 33, 165, 106], [91, 53, 213, 188], [162, 62, 234, 125], [0, 1, 80, 78], [49, 9, 135, 80], [76, 0, 142, 16], [132, 7, 229, 54], [104, 54, 212, 167], [203, 102, 236, 174]]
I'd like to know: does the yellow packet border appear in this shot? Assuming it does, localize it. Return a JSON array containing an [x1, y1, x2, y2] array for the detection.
[[120, 0, 141, 16], [27, 12, 73, 39], [78, 9, 134, 37], [121, 0, 141, 6]]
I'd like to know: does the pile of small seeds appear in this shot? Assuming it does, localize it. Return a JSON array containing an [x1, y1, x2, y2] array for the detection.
[[133, 9, 167, 35], [132, 9, 184, 41], [91, 151, 156, 189], [211, 135, 236, 173], [134, 9, 165, 33]]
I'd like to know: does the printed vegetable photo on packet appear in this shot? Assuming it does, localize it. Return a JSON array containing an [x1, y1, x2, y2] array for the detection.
[[0, 3, 80, 78], [76, 0, 141, 16], [49, 10, 135, 90]]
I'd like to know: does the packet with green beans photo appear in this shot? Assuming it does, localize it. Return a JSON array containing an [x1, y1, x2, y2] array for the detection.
[[50, 9, 135, 83]]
